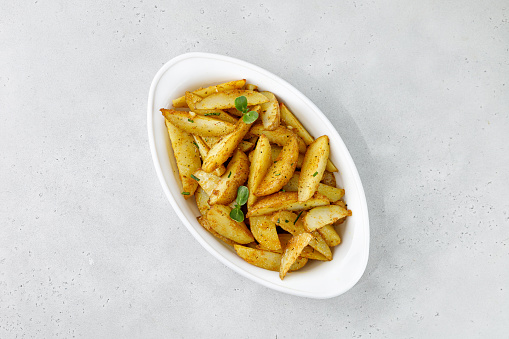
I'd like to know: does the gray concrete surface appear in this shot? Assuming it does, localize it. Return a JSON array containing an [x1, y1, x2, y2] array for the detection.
[[1, 1, 508, 338]]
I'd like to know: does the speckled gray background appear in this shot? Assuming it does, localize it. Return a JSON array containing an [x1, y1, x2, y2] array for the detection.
[[1, 1, 508, 338]]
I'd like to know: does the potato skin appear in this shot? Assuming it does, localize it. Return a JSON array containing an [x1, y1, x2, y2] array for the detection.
[[248, 124, 307, 153], [172, 79, 246, 108], [234, 245, 308, 272], [161, 109, 235, 137], [298, 135, 330, 202], [259, 91, 280, 131], [279, 233, 313, 280], [247, 134, 272, 209], [209, 150, 249, 205], [195, 90, 269, 110], [302, 205, 350, 232], [206, 205, 254, 244]]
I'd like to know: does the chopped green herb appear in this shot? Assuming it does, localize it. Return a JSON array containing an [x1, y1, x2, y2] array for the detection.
[[190, 174, 200, 181], [204, 112, 220, 116], [275, 173, 281, 176], [313, 171, 318, 177], [277, 218, 280, 223], [228, 172, 232, 178], [285, 220, 289, 223], [181, 192, 190, 195], [192, 141, 199, 148], [188, 119, 194, 123], [294, 211, 303, 224]]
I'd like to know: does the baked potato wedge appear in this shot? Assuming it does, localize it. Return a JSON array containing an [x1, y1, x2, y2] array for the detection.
[[195, 90, 269, 110], [197, 216, 237, 246], [234, 245, 308, 272], [299, 135, 330, 201], [161, 109, 235, 137], [279, 232, 313, 280], [192, 169, 221, 196], [195, 187, 211, 216], [246, 192, 330, 217], [247, 134, 272, 208], [209, 150, 249, 205], [271, 210, 332, 260], [321, 171, 337, 187], [202, 107, 258, 172], [186, 92, 238, 124], [248, 124, 307, 153], [303, 205, 351, 232], [316, 224, 342, 247], [192, 135, 226, 176], [164, 119, 201, 198], [258, 234, 328, 261], [172, 79, 246, 108], [259, 91, 280, 131], [206, 205, 254, 244], [283, 172, 345, 202], [244, 83, 258, 91], [249, 216, 281, 251], [255, 135, 299, 196]]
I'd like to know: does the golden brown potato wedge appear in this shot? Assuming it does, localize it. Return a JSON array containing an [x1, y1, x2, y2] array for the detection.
[[299, 135, 330, 201], [316, 224, 342, 247], [225, 107, 243, 117], [246, 192, 330, 217], [164, 119, 201, 198], [195, 90, 269, 110], [334, 200, 347, 209], [303, 205, 350, 232], [321, 171, 337, 187], [234, 245, 308, 272], [209, 150, 249, 205], [195, 187, 211, 216], [238, 140, 254, 153], [206, 205, 254, 244], [249, 145, 305, 169], [192, 169, 221, 196], [279, 233, 313, 280], [249, 216, 281, 251], [202, 108, 258, 172], [247, 134, 272, 208], [248, 124, 307, 153], [279, 103, 314, 145], [161, 109, 235, 137], [255, 135, 298, 196], [192, 135, 226, 176], [197, 216, 237, 246], [258, 234, 328, 261], [282, 172, 345, 202], [186, 92, 238, 124], [271, 210, 332, 260], [244, 83, 258, 91], [259, 91, 280, 131], [172, 79, 246, 108]]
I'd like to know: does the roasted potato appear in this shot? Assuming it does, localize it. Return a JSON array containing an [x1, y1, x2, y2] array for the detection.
[[279, 233, 313, 280], [279, 103, 314, 145], [248, 124, 307, 153], [234, 245, 308, 272], [249, 216, 281, 251], [197, 216, 237, 246], [161, 109, 235, 137], [255, 135, 299, 196], [258, 234, 328, 261], [259, 91, 280, 131], [195, 187, 211, 216], [321, 171, 337, 187], [316, 224, 342, 247], [283, 172, 345, 202], [195, 90, 269, 110], [192, 169, 221, 196], [209, 150, 249, 205], [206, 205, 254, 244], [244, 83, 258, 91], [303, 205, 351, 232], [247, 134, 272, 208], [192, 135, 226, 176], [172, 79, 246, 108], [299, 135, 330, 201], [246, 192, 330, 218], [164, 119, 201, 198]]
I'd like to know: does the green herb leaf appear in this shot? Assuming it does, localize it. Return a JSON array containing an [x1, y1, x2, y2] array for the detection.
[[190, 174, 200, 181], [313, 171, 318, 177], [277, 218, 280, 223], [204, 112, 220, 116], [275, 173, 281, 176], [228, 172, 232, 178], [235, 96, 248, 113], [188, 118, 194, 123], [285, 220, 289, 223], [192, 141, 199, 148], [242, 110, 259, 124], [229, 207, 244, 223], [294, 211, 303, 224], [236, 186, 249, 206], [181, 192, 190, 195]]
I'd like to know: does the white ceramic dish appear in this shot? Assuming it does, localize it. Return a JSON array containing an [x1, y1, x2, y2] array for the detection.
[[147, 52, 369, 299]]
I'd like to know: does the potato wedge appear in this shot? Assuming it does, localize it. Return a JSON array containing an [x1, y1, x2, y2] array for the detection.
[[249, 216, 281, 251], [316, 224, 342, 247], [282, 172, 345, 202], [258, 234, 328, 261], [161, 109, 235, 137], [202, 108, 258, 172], [303, 205, 350, 232], [234, 245, 307, 272], [321, 171, 337, 187], [334, 200, 347, 209], [244, 83, 258, 91], [255, 135, 298, 196], [172, 79, 246, 108], [259, 91, 280, 131], [195, 90, 269, 110], [299, 135, 330, 201], [186, 92, 238, 124], [209, 150, 249, 205], [197, 216, 237, 246], [225, 107, 243, 117], [247, 134, 272, 208], [272, 210, 332, 260], [201, 135, 253, 153], [192, 169, 221, 196], [279, 103, 314, 145], [164, 119, 201, 198], [249, 145, 305, 169], [195, 187, 211, 216], [192, 135, 226, 176], [206, 205, 254, 244], [248, 124, 307, 153], [246, 192, 330, 217], [279, 233, 313, 280]]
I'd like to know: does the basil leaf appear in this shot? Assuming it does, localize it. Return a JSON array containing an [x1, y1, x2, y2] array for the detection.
[[229, 207, 244, 222], [234, 96, 248, 113], [236, 185, 249, 206], [242, 110, 259, 124]]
